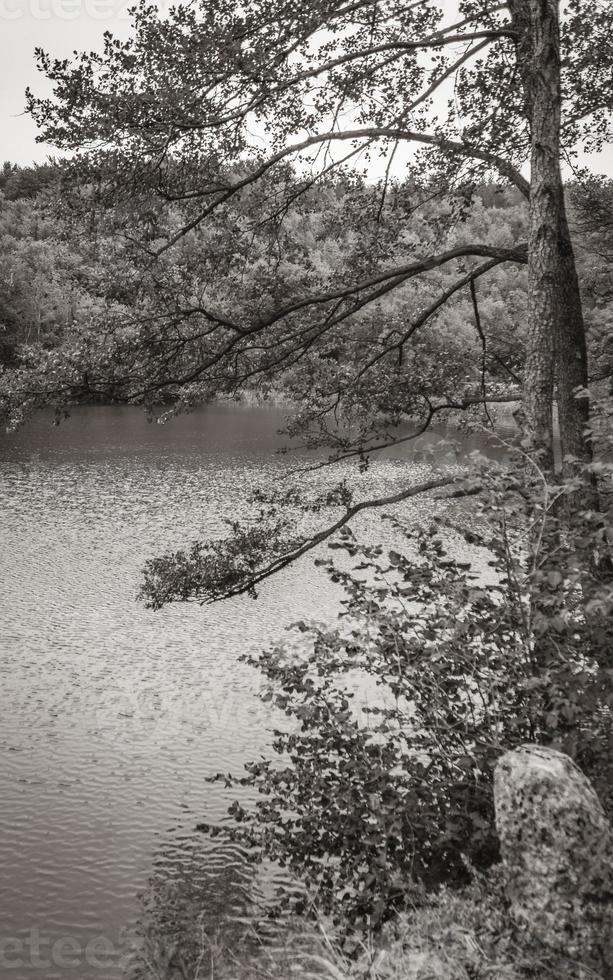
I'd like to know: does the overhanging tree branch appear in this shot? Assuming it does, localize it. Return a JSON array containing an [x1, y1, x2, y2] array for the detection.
[[141, 475, 458, 607], [124, 244, 527, 398]]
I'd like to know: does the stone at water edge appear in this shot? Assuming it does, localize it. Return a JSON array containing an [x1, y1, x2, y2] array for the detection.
[[494, 745, 613, 977]]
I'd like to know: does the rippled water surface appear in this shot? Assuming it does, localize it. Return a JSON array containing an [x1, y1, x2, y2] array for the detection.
[[0, 405, 501, 978]]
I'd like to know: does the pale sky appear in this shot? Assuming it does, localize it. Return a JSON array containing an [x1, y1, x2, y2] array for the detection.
[[1, 0, 612, 177], [1, 0, 134, 163]]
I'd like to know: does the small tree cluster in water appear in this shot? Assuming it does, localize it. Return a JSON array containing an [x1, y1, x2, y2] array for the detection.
[[202, 405, 612, 932]]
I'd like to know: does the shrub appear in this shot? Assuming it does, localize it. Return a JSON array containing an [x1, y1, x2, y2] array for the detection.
[[204, 397, 613, 931]]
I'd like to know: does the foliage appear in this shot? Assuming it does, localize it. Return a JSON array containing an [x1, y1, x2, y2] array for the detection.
[[571, 179, 613, 386], [0, 163, 140, 390], [347, 868, 608, 980], [202, 405, 612, 931], [159, 870, 608, 979], [0, 160, 57, 200], [12, 0, 610, 469], [0, 172, 529, 429], [1, 165, 610, 446], [141, 518, 303, 607]]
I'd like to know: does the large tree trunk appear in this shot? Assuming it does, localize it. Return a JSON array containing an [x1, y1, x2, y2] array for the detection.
[[510, 0, 593, 478], [520, 0, 562, 475]]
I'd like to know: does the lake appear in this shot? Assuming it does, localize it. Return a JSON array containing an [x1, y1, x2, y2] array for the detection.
[[0, 404, 506, 978]]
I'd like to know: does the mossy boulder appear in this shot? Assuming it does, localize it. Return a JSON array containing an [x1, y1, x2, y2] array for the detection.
[[495, 745, 613, 978]]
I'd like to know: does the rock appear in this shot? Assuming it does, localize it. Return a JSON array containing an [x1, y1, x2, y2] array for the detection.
[[494, 744, 613, 977]]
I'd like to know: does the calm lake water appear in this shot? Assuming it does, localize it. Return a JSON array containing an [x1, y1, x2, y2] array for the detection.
[[0, 405, 506, 979]]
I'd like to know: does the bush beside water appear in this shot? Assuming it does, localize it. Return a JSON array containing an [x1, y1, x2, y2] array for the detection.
[[195, 401, 613, 979]]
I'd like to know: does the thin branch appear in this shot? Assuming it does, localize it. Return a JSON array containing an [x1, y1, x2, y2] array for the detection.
[[469, 277, 494, 426], [127, 26, 514, 140], [297, 393, 520, 473], [210, 476, 458, 601], [403, 37, 495, 120], [354, 251, 525, 381], [434, 4, 509, 37]]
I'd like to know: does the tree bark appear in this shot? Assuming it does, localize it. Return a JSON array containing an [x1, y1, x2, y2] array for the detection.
[[520, 0, 562, 475], [510, 0, 593, 479]]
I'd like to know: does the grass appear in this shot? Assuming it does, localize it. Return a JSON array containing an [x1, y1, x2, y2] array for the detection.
[[199, 870, 607, 980], [135, 868, 606, 980]]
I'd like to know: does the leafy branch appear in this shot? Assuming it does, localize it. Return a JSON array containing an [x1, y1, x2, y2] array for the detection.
[[140, 475, 457, 607]]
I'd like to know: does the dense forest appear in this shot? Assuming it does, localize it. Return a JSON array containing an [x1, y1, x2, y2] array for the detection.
[[1, 161, 611, 423]]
